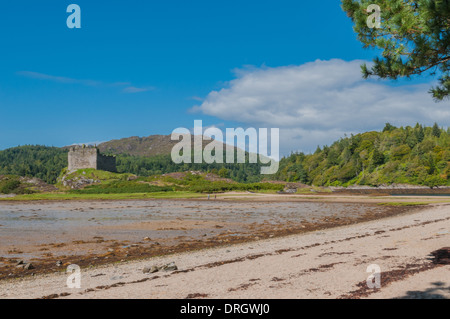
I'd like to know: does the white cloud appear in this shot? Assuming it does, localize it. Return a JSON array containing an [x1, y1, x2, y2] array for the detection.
[[17, 71, 104, 86], [122, 86, 155, 93], [188, 96, 204, 102], [192, 59, 450, 154], [17, 71, 154, 93]]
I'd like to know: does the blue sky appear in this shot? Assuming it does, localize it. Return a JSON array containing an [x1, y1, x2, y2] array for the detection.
[[0, 1, 447, 154]]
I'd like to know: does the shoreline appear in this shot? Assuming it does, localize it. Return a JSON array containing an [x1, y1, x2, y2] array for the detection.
[[1, 202, 448, 299], [1, 191, 450, 204], [0, 197, 427, 281]]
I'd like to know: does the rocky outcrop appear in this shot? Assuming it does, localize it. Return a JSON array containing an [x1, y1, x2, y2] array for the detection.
[[330, 184, 450, 195], [58, 171, 100, 189], [142, 262, 178, 274]]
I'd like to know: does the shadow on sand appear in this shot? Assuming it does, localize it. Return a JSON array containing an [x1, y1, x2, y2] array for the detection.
[[395, 281, 449, 299]]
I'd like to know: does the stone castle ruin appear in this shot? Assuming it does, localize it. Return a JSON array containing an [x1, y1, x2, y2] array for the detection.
[[68, 145, 117, 172]]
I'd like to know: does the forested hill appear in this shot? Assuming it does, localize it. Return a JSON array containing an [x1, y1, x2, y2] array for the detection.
[[274, 123, 450, 187], [0, 145, 265, 184], [2, 123, 450, 187], [0, 145, 67, 184]]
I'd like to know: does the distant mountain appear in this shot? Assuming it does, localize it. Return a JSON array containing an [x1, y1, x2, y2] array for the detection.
[[0, 135, 265, 185], [96, 134, 265, 183], [97, 135, 179, 157], [97, 134, 243, 157]]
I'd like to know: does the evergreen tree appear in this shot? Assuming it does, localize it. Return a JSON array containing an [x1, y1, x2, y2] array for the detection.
[[314, 146, 322, 154], [415, 123, 425, 142], [275, 124, 450, 187], [383, 123, 396, 132], [432, 122, 441, 138], [342, 0, 450, 100]]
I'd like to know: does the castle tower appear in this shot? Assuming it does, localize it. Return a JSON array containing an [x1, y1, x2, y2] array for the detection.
[[68, 145, 116, 172]]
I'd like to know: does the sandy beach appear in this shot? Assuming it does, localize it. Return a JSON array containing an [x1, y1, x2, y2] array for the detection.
[[0, 197, 418, 280], [0, 200, 448, 299]]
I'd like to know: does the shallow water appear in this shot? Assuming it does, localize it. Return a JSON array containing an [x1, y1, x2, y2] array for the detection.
[[0, 200, 385, 261]]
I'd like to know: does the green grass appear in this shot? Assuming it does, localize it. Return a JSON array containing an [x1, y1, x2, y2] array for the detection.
[[0, 175, 35, 194], [70, 181, 173, 194], [56, 169, 285, 194], [0, 170, 286, 201], [62, 168, 133, 180], [377, 202, 430, 207], [143, 173, 285, 193], [0, 191, 205, 201], [56, 168, 135, 189]]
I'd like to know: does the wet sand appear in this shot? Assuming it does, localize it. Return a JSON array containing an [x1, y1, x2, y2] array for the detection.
[[0, 198, 416, 280], [0, 202, 448, 299]]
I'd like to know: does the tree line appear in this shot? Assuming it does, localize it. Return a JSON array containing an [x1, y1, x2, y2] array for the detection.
[[0, 145, 266, 184], [273, 123, 450, 187], [2, 123, 450, 187]]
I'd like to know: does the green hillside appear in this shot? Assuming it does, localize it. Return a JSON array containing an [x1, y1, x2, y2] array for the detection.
[[2, 124, 450, 188], [68, 170, 283, 194], [0, 144, 265, 184], [274, 123, 450, 188], [115, 153, 265, 183], [0, 145, 67, 184]]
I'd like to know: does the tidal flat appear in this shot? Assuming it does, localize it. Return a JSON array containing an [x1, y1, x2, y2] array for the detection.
[[0, 198, 417, 280]]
